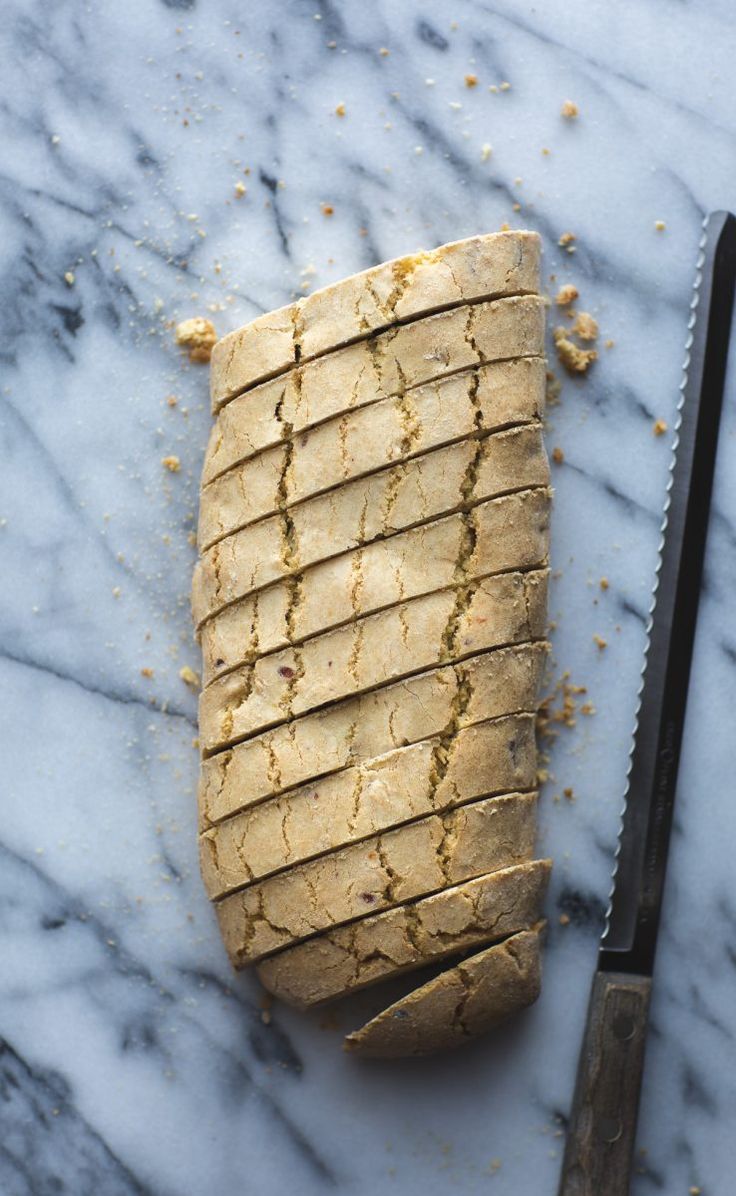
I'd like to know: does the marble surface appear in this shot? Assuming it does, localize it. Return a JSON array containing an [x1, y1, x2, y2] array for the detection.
[[2, 1, 736, 1192]]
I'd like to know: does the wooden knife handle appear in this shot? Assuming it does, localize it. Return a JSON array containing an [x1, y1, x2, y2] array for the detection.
[[558, 970, 652, 1196]]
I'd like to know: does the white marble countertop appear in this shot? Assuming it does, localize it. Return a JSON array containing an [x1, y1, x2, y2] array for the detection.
[[2, 2, 736, 1193]]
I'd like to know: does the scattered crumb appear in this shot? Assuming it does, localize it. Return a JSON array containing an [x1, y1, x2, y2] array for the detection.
[[572, 311, 599, 341], [600, 577, 609, 590], [689, 1187, 702, 1195], [64, 271, 75, 286], [563, 787, 574, 801], [192, 737, 200, 750], [175, 317, 217, 363], [179, 665, 200, 690], [161, 455, 181, 473], [234, 180, 247, 197], [112, 587, 121, 599], [480, 142, 493, 161], [379, 47, 389, 56], [140, 668, 154, 679], [561, 99, 579, 119], [653, 419, 668, 436], [604, 338, 615, 349], [554, 327, 598, 374], [580, 702, 596, 716], [166, 394, 178, 407], [541, 147, 551, 156], [552, 446, 564, 464], [499, 221, 511, 231], [558, 231, 576, 247], [559, 913, 571, 925], [593, 635, 608, 650], [321, 203, 334, 216], [499, 81, 511, 91], [537, 673, 588, 744], [335, 102, 346, 116], [555, 284, 578, 307], [465, 74, 478, 88], [655, 220, 666, 231]]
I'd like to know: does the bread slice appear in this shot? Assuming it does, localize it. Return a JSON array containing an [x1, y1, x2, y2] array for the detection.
[[344, 927, 542, 1057], [215, 791, 538, 966], [199, 423, 549, 683], [195, 426, 549, 642], [200, 712, 537, 899], [199, 642, 548, 827], [210, 231, 540, 409], [203, 352, 544, 489], [257, 860, 550, 1008], [198, 359, 546, 550], [198, 565, 548, 755]]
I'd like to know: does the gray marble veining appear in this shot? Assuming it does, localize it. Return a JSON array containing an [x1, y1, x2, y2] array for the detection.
[[1, 1, 736, 1192]]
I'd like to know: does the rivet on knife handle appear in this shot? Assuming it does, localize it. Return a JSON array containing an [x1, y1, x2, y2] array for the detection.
[[558, 211, 736, 1196]]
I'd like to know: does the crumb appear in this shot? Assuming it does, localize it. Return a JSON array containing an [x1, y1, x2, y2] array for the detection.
[[161, 455, 181, 472], [537, 673, 588, 743], [593, 635, 608, 650], [234, 180, 247, 197], [179, 665, 200, 690], [499, 221, 511, 231], [604, 338, 615, 349], [563, 787, 574, 801], [689, 1187, 701, 1195], [64, 271, 75, 286], [321, 203, 334, 216], [655, 220, 666, 231], [558, 231, 576, 247], [464, 74, 478, 87], [572, 311, 599, 341], [379, 47, 389, 56], [600, 577, 609, 590], [653, 419, 668, 436], [561, 99, 579, 119], [488, 84, 498, 93], [175, 317, 217, 363], [481, 142, 492, 161], [499, 81, 511, 91], [541, 147, 551, 156], [555, 284, 578, 306], [112, 586, 121, 599], [513, 203, 521, 212], [552, 446, 564, 464], [559, 913, 571, 925], [140, 668, 154, 679], [335, 102, 346, 116], [192, 737, 200, 750], [166, 395, 178, 407], [553, 327, 598, 374], [580, 702, 596, 715]]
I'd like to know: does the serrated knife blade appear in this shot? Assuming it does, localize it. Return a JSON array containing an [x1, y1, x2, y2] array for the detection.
[[558, 211, 736, 1196]]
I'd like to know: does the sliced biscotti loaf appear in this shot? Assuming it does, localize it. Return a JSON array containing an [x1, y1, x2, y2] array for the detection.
[[344, 927, 542, 1058], [203, 352, 545, 489], [200, 712, 537, 899], [199, 566, 548, 755], [199, 423, 549, 683], [215, 791, 538, 966], [193, 476, 549, 626], [257, 860, 550, 1007], [196, 427, 549, 652], [210, 231, 540, 409], [199, 642, 548, 827], [198, 491, 546, 668], [198, 359, 546, 550], [211, 293, 542, 429]]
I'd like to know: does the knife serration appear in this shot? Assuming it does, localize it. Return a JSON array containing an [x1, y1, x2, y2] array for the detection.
[[600, 210, 736, 972]]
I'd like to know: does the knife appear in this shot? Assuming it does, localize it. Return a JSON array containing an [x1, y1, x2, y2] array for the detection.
[[557, 210, 736, 1196]]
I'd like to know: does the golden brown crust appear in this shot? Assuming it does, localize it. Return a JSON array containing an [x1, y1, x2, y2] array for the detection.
[[257, 860, 550, 1008], [210, 232, 540, 409], [197, 565, 549, 755], [343, 926, 542, 1057], [198, 642, 549, 827], [200, 712, 537, 899], [215, 792, 538, 967]]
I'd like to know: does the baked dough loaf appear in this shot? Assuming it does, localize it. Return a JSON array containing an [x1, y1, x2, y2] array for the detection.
[[193, 231, 551, 1056], [210, 231, 540, 409]]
